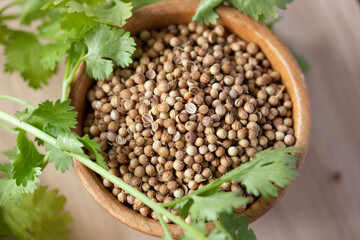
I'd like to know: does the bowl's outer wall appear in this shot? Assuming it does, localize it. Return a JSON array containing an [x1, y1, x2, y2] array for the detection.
[[70, 0, 311, 238]]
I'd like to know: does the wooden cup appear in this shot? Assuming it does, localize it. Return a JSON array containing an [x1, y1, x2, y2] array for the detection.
[[70, 0, 311, 238]]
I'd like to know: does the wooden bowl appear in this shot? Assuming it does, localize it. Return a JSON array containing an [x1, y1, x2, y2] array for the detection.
[[70, 0, 311, 238]]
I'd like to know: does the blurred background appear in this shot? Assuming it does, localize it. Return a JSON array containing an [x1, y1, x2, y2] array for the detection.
[[0, 0, 359, 239]]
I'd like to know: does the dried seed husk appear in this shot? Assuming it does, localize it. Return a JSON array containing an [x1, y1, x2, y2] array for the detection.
[[185, 103, 197, 114]]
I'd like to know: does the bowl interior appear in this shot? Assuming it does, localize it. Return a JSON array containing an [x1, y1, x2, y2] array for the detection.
[[70, 0, 311, 238]]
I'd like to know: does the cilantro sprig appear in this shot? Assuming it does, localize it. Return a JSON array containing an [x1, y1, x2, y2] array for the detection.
[[0, 186, 72, 240], [0, 1, 300, 239], [193, 0, 293, 25]]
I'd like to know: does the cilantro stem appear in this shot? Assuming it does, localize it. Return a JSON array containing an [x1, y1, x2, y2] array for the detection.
[[0, 110, 57, 146], [0, 14, 21, 21], [0, 110, 207, 240], [64, 54, 72, 81], [156, 212, 174, 240], [0, 121, 18, 135], [0, 2, 17, 15], [0, 94, 35, 108], [61, 45, 86, 101]]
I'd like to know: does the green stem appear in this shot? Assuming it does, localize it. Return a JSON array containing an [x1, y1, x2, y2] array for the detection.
[[64, 55, 72, 80], [0, 121, 18, 134], [0, 110, 207, 240], [0, 2, 17, 15], [0, 13, 21, 20], [0, 110, 56, 145], [0, 94, 35, 108], [61, 45, 86, 101], [157, 212, 174, 240]]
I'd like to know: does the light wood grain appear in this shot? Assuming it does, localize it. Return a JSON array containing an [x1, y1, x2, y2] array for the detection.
[[0, 0, 359, 239]]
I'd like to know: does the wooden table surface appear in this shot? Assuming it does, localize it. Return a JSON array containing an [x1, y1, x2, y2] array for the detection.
[[1, 0, 359, 239]]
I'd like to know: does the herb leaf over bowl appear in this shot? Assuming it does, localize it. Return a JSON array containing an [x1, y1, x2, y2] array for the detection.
[[0, 186, 72, 240]]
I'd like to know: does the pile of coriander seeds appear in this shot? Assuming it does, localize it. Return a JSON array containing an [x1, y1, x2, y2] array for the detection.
[[83, 22, 296, 222]]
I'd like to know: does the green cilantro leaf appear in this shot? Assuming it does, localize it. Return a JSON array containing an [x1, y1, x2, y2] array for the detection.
[[0, 25, 11, 44], [0, 148, 17, 162], [84, 23, 136, 80], [172, 198, 192, 218], [0, 186, 72, 240], [4, 31, 55, 89], [190, 192, 247, 221], [131, 0, 168, 11], [65, 1, 86, 13], [40, 41, 68, 71], [16, 100, 77, 137], [192, 0, 224, 25], [180, 221, 206, 240], [36, 11, 62, 40], [11, 130, 44, 186], [91, 0, 132, 27], [30, 100, 77, 132], [19, 0, 54, 25], [218, 213, 256, 240], [59, 11, 96, 39], [227, 0, 293, 20], [45, 143, 73, 173], [0, 163, 40, 206], [207, 227, 227, 240], [222, 146, 299, 198], [57, 132, 84, 155], [0, 162, 12, 179], [79, 134, 108, 170], [174, 192, 247, 222], [68, 41, 86, 65]]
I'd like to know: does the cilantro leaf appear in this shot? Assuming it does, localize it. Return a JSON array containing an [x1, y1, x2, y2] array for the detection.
[[16, 100, 77, 137], [0, 163, 40, 206], [91, 0, 132, 27], [192, 0, 224, 25], [174, 192, 247, 222], [30, 100, 77, 132], [57, 132, 84, 155], [16, 0, 53, 25], [172, 198, 193, 218], [190, 192, 247, 221], [0, 163, 12, 179], [59, 11, 96, 38], [40, 41, 68, 71], [222, 146, 299, 197], [218, 213, 256, 240], [0, 25, 11, 44], [0, 148, 17, 162], [84, 23, 136, 80], [0, 186, 72, 240], [131, 0, 168, 11], [4, 31, 56, 89], [45, 143, 73, 173], [79, 134, 108, 170], [180, 221, 206, 240], [227, 0, 293, 20], [11, 130, 44, 186]]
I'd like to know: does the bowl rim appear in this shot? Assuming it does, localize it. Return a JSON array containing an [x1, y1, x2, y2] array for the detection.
[[70, 0, 311, 238]]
